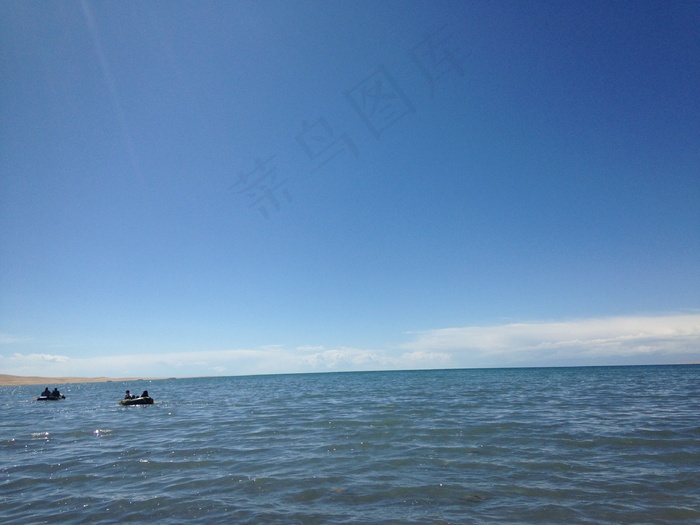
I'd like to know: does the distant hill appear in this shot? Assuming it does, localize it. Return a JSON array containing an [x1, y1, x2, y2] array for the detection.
[[0, 374, 161, 386]]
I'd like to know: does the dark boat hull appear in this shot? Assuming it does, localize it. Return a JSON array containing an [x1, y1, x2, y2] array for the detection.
[[119, 397, 154, 405]]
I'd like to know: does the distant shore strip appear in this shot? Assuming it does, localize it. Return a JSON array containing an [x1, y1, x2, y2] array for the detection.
[[0, 374, 166, 387]]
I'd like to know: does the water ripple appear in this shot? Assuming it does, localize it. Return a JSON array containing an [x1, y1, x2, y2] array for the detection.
[[1, 366, 699, 524]]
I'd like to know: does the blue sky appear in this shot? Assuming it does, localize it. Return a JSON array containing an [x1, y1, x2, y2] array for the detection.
[[1, 0, 699, 378]]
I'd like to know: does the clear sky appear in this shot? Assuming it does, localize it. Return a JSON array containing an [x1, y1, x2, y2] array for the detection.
[[1, 0, 699, 378]]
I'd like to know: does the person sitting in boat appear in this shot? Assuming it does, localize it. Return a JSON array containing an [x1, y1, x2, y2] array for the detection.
[[124, 390, 134, 400], [42, 387, 51, 397], [141, 390, 150, 398], [51, 388, 61, 398]]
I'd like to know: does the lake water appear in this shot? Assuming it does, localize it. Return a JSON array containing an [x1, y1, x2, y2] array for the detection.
[[1, 365, 699, 524]]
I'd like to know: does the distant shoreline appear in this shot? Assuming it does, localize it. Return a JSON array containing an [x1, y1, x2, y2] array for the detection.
[[2, 363, 697, 386], [0, 374, 164, 387]]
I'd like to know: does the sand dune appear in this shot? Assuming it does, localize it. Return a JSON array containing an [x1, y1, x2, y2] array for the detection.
[[0, 374, 162, 386]]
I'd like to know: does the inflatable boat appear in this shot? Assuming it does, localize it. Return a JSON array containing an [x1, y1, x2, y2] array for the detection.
[[119, 396, 154, 405], [37, 395, 65, 401]]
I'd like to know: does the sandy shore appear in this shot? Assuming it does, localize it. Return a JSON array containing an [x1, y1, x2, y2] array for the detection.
[[0, 374, 163, 387]]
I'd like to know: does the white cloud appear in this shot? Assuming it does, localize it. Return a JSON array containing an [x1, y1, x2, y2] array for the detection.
[[399, 313, 700, 366], [295, 345, 326, 352], [2, 352, 71, 367], [15, 353, 71, 363], [298, 347, 386, 369], [400, 350, 452, 364], [2, 313, 698, 379], [0, 344, 452, 378], [0, 352, 71, 378], [0, 333, 31, 345]]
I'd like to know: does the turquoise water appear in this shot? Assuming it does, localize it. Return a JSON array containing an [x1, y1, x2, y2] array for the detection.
[[1, 366, 699, 524]]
